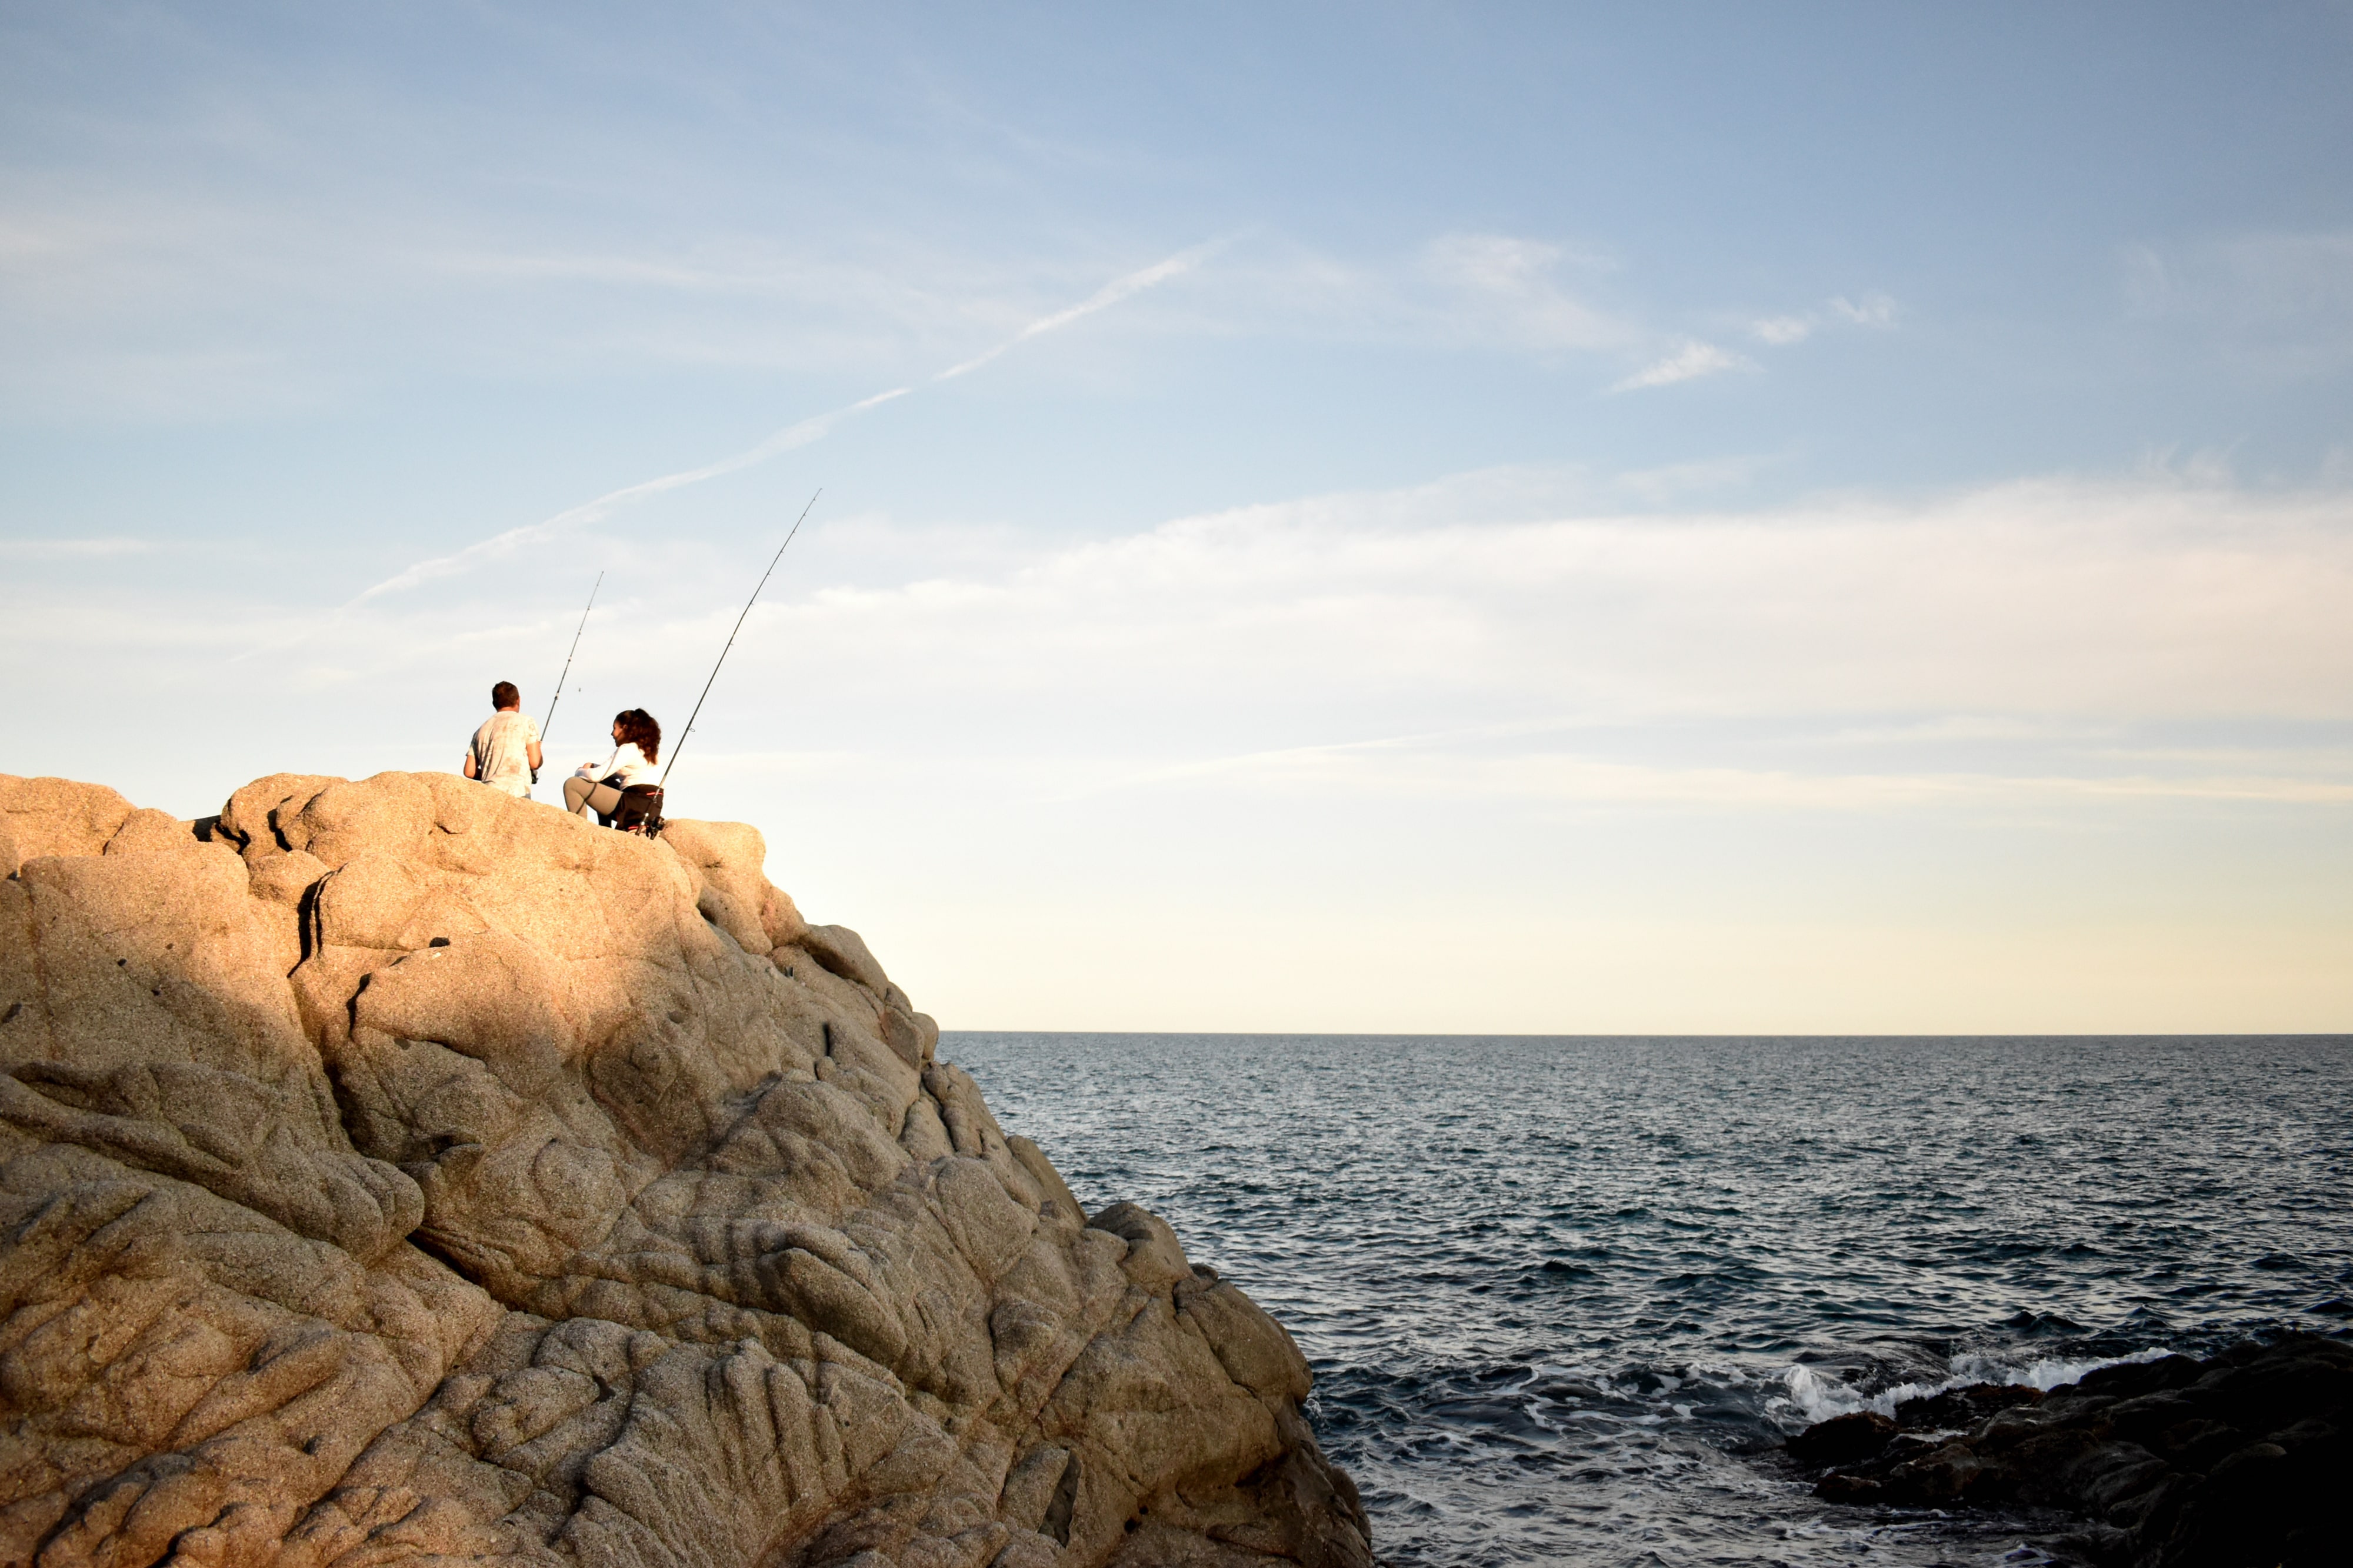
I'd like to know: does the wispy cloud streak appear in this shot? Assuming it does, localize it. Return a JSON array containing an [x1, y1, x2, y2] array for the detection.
[[235, 242, 1215, 659], [1610, 339, 1748, 392], [935, 241, 1220, 380], [0, 536, 155, 559]]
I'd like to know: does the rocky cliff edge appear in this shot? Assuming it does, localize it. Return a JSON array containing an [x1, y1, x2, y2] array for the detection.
[[0, 771, 1371, 1568]]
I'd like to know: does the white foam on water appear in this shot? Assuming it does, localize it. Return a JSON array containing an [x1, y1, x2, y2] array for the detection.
[[1778, 1345, 2174, 1424]]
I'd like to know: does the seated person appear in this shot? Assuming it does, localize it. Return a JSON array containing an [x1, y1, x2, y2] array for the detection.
[[563, 708, 661, 822], [463, 680, 543, 799]]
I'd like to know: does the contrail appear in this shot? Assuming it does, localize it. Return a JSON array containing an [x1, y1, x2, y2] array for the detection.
[[934, 245, 1211, 381], [235, 241, 1218, 660]]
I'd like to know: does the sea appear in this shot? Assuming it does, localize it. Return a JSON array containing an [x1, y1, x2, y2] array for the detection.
[[949, 1033, 2353, 1568]]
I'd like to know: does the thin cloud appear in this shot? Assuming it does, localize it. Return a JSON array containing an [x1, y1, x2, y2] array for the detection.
[[1812, 716, 2106, 747], [2122, 228, 2353, 375], [0, 536, 154, 559], [1611, 340, 1748, 392], [1830, 292, 1898, 327], [1747, 292, 1898, 345], [156, 466, 2353, 732], [1078, 743, 2353, 812], [755, 468, 2353, 724], [1420, 232, 1633, 353], [1609, 454, 1776, 505]]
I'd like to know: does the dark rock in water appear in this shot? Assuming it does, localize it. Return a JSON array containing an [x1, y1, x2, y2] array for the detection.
[[1894, 1379, 2044, 1431], [1785, 1409, 1897, 1466], [1789, 1335, 2351, 1568], [1812, 1470, 1884, 1504]]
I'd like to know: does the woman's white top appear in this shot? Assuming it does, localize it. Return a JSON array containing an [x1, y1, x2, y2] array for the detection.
[[578, 742, 656, 788]]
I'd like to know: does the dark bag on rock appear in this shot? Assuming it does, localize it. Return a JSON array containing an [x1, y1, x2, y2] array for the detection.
[[612, 784, 664, 836]]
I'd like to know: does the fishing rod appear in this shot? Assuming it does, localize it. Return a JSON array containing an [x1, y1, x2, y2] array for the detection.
[[542, 571, 602, 742], [660, 489, 821, 788]]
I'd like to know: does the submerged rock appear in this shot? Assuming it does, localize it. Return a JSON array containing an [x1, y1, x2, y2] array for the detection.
[[0, 771, 1371, 1568], [1788, 1336, 2350, 1567]]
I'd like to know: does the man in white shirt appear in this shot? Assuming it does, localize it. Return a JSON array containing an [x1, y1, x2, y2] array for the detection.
[[464, 681, 544, 799]]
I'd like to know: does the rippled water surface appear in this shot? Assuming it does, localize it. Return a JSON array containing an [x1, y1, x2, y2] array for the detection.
[[949, 1035, 2353, 1568]]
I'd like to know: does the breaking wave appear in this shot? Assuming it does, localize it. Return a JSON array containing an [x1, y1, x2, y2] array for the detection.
[[1780, 1346, 2176, 1425]]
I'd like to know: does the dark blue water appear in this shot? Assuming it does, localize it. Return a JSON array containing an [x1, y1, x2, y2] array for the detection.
[[950, 1035, 2353, 1568]]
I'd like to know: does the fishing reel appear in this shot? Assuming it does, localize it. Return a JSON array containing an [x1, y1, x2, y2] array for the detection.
[[612, 785, 665, 837]]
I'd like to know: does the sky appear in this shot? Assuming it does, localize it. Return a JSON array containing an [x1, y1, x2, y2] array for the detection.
[[3, 1, 2349, 1032]]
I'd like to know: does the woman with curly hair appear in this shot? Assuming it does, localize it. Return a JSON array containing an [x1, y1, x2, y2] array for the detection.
[[562, 708, 661, 822]]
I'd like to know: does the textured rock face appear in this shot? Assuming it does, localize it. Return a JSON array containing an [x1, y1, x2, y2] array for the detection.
[[0, 772, 1371, 1568]]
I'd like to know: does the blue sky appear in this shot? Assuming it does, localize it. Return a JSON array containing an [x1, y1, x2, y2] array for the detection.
[[5, 2, 2349, 1029]]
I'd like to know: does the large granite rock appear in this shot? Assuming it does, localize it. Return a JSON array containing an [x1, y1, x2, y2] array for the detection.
[[0, 772, 1371, 1568], [1789, 1335, 2350, 1568]]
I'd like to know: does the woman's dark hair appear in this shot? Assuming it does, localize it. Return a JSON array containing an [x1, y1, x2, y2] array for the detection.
[[614, 708, 661, 764]]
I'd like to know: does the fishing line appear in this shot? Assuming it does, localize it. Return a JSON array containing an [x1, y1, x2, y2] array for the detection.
[[660, 489, 821, 789], [542, 570, 602, 745], [527, 570, 601, 788]]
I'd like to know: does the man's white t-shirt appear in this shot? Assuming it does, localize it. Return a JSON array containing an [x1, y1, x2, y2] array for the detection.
[[470, 710, 541, 798]]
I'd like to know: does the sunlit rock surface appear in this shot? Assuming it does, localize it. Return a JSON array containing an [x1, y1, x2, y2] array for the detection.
[[0, 772, 1371, 1568]]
